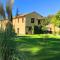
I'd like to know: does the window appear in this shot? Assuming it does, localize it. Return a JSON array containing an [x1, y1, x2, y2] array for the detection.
[[17, 28, 19, 34], [31, 18, 35, 23], [18, 18, 19, 23], [38, 19, 40, 25], [28, 26, 32, 31], [22, 18, 24, 23]]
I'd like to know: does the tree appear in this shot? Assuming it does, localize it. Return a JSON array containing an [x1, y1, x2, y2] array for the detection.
[[47, 15, 54, 24], [16, 8, 19, 16], [0, 1, 5, 19], [39, 17, 49, 33], [50, 15, 56, 34], [55, 11, 60, 27], [51, 11, 60, 34], [0, 0, 17, 60]]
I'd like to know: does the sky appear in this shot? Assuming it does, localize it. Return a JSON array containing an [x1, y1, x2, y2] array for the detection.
[[2, 0, 60, 16]]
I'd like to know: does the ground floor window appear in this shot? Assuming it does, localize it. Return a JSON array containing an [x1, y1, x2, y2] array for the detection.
[[28, 26, 32, 31], [26, 26, 32, 34], [17, 28, 19, 34]]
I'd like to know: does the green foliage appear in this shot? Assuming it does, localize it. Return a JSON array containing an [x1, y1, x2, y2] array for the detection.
[[47, 15, 53, 24], [55, 11, 60, 27], [5, 22, 16, 37], [0, 0, 17, 60], [51, 11, 60, 27], [38, 18, 48, 33], [0, 2, 5, 19], [0, 22, 16, 60], [51, 16, 56, 25], [50, 11, 60, 34]]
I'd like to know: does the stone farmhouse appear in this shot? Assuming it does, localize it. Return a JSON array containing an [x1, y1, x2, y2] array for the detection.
[[0, 12, 45, 35]]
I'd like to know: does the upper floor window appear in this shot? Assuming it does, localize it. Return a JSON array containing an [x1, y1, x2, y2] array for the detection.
[[22, 18, 24, 23], [31, 18, 35, 23], [18, 18, 19, 23]]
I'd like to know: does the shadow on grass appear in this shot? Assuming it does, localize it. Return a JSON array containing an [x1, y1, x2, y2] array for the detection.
[[15, 36, 60, 60]]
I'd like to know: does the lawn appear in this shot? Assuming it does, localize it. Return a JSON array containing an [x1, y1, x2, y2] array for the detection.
[[15, 34, 60, 60]]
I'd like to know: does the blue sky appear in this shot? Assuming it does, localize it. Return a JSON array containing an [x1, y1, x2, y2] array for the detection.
[[2, 0, 60, 16]]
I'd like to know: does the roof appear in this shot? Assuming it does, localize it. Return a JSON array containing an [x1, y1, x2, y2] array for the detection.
[[13, 11, 43, 18], [19, 11, 43, 17]]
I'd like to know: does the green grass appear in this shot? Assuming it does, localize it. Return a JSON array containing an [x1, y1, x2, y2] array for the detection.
[[15, 34, 60, 60]]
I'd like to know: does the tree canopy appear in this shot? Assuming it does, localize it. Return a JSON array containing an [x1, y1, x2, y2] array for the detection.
[[51, 11, 60, 27]]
